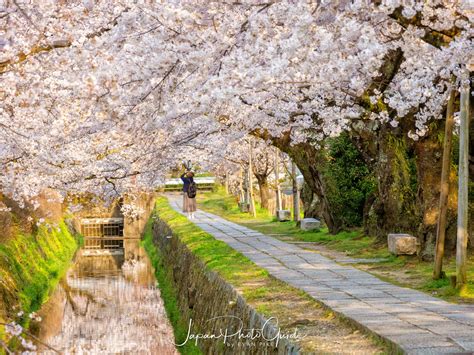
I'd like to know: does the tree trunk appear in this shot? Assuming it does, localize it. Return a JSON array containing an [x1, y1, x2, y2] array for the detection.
[[434, 87, 456, 279], [224, 172, 229, 194], [244, 166, 250, 206], [255, 174, 271, 210], [363, 129, 420, 240], [414, 125, 449, 259], [300, 182, 320, 218], [292, 161, 300, 222], [456, 70, 470, 286], [469, 77, 474, 254], [274, 148, 282, 212], [358, 121, 457, 258], [284, 143, 338, 233], [259, 132, 340, 233], [248, 140, 257, 217], [239, 166, 245, 203]]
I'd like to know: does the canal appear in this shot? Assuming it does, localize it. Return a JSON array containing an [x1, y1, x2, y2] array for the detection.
[[35, 244, 178, 354]]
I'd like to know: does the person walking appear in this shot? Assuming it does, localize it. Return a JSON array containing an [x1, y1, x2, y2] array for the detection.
[[181, 170, 197, 219]]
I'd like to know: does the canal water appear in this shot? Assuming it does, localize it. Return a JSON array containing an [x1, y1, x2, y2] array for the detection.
[[36, 245, 178, 354]]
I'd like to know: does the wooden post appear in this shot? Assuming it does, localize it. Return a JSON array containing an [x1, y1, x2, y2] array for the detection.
[[248, 140, 257, 217], [292, 161, 300, 222], [456, 68, 470, 287], [433, 85, 456, 279], [274, 148, 282, 213]]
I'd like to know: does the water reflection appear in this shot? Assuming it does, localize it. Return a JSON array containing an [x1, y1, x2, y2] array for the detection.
[[37, 246, 178, 354]]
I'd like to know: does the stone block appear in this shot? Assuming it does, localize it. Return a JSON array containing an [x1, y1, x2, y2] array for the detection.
[[388, 233, 417, 255], [300, 217, 321, 231], [277, 210, 291, 221]]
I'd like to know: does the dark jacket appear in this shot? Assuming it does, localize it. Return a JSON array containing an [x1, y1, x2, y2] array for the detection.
[[180, 173, 194, 192]]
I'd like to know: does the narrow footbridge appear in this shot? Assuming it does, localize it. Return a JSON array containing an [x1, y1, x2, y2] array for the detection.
[[163, 176, 216, 191]]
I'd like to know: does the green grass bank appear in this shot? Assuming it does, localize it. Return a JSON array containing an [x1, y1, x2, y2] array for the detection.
[[0, 220, 80, 350], [142, 209, 202, 355]]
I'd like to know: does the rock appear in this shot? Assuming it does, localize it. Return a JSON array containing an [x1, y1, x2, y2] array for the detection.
[[300, 218, 321, 231], [277, 210, 291, 221], [387, 233, 417, 255]]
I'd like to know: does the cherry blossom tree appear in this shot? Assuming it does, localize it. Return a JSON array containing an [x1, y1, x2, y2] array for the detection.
[[212, 137, 277, 210], [197, 1, 472, 241], [1, 1, 472, 247]]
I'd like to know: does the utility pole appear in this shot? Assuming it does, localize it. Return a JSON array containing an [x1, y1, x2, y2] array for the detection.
[[274, 148, 282, 213], [248, 140, 257, 218], [456, 68, 470, 287], [292, 161, 300, 222], [433, 84, 456, 279]]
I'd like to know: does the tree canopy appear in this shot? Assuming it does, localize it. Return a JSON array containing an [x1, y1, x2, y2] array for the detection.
[[1, 1, 472, 204]]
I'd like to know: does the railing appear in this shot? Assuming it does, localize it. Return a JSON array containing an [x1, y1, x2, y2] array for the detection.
[[162, 177, 216, 191], [81, 218, 124, 249], [84, 237, 124, 249]]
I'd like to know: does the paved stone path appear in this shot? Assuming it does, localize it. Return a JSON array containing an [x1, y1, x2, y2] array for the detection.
[[168, 196, 474, 354]]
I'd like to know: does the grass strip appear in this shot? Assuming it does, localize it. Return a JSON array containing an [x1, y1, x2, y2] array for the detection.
[[142, 210, 202, 355]]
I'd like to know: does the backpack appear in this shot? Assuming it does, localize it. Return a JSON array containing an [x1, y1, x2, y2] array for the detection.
[[187, 181, 197, 198]]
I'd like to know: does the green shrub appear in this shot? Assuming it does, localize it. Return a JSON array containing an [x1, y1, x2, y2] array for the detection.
[[323, 134, 376, 227]]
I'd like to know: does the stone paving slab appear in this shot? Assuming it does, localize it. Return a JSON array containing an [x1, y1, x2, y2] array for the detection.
[[167, 196, 474, 354]]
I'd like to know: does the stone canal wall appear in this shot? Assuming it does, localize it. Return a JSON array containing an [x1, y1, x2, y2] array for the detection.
[[150, 217, 299, 355]]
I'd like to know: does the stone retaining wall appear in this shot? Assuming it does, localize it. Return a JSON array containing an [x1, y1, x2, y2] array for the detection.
[[151, 218, 299, 355]]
